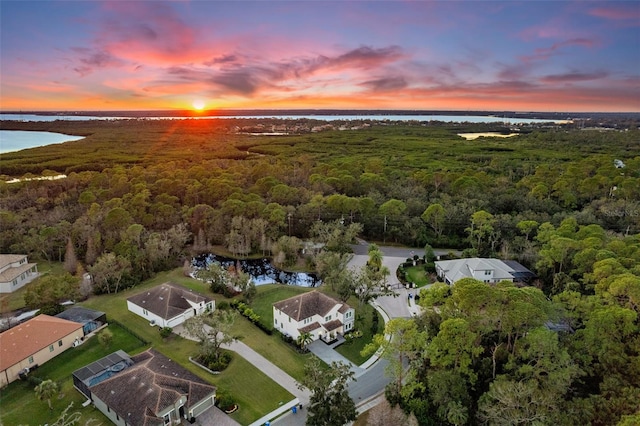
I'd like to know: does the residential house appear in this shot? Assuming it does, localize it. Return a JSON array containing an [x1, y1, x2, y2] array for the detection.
[[0, 254, 39, 293], [435, 257, 535, 285], [273, 291, 354, 343], [73, 349, 216, 425], [0, 315, 84, 387], [55, 306, 107, 336], [127, 283, 214, 328]]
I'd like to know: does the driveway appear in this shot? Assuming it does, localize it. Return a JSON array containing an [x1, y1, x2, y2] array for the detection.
[[306, 339, 364, 376], [189, 405, 241, 426]]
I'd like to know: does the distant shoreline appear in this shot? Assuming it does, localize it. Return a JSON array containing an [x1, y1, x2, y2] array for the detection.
[[2, 109, 638, 121]]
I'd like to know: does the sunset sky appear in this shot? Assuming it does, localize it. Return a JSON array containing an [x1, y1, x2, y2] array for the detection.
[[1, 1, 639, 112]]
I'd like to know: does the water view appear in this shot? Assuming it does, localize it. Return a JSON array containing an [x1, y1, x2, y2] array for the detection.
[[192, 253, 320, 287], [0, 113, 567, 124], [0, 130, 85, 154]]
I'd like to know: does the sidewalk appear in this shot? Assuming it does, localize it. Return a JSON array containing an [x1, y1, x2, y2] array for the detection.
[[173, 324, 311, 406]]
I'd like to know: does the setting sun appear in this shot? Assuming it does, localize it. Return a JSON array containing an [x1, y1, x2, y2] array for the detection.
[[192, 100, 206, 110]]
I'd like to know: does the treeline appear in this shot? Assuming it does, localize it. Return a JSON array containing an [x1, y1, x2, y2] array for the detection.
[[0, 122, 638, 294]]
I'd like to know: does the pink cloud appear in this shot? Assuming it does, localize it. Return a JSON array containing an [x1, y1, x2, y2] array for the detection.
[[589, 6, 640, 24]]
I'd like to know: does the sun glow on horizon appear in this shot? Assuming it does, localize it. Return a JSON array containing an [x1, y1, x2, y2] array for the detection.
[[192, 99, 206, 110]]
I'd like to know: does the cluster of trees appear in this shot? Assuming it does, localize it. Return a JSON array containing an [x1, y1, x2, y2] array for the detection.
[[369, 243, 639, 426], [2, 123, 637, 276]]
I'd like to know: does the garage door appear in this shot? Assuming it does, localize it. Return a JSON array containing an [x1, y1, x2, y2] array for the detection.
[[191, 396, 214, 418]]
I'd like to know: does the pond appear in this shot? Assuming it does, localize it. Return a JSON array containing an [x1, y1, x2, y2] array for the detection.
[[192, 254, 320, 287]]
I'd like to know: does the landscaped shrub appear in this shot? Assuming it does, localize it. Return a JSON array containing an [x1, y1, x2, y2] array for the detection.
[[159, 327, 172, 338], [425, 262, 436, 273], [216, 392, 237, 412], [230, 299, 273, 334], [199, 351, 232, 372], [371, 309, 379, 335], [216, 300, 230, 310]]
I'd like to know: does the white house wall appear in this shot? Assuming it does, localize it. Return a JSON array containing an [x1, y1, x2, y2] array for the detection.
[[126, 301, 169, 328]]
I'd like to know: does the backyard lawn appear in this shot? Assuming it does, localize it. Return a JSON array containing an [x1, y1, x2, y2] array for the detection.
[[0, 323, 145, 426], [0, 261, 66, 313]]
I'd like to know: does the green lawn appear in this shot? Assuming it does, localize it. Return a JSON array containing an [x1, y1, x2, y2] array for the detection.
[[0, 261, 66, 313], [334, 303, 384, 365], [78, 271, 294, 425], [0, 324, 145, 426], [213, 352, 293, 423], [404, 264, 431, 287], [1, 270, 377, 425]]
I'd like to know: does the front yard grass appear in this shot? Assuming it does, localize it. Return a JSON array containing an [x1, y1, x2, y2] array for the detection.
[[231, 313, 315, 382], [214, 352, 294, 424], [404, 264, 430, 287], [334, 303, 384, 365], [79, 271, 294, 425]]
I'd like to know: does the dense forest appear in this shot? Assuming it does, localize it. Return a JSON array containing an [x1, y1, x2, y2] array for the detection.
[[1, 118, 639, 424]]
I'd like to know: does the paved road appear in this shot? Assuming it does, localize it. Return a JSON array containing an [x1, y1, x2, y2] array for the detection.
[[184, 242, 428, 426], [272, 242, 422, 426]]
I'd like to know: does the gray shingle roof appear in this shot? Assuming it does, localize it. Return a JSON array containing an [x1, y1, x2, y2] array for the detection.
[[127, 283, 212, 320]]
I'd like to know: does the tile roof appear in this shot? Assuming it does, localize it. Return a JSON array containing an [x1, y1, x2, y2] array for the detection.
[[273, 291, 350, 321], [88, 349, 216, 426], [0, 315, 83, 371], [127, 283, 212, 320]]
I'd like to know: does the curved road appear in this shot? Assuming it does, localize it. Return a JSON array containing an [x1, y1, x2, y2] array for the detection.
[[273, 242, 430, 425]]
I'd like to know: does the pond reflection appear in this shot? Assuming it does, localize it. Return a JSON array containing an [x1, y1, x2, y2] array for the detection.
[[192, 253, 320, 287]]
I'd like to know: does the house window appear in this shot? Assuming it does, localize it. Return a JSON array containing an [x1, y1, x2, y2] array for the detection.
[[485, 270, 491, 275], [49, 345, 54, 352], [274, 319, 278, 325], [143, 309, 148, 316], [12, 279, 17, 286], [28, 356, 34, 364], [163, 413, 171, 425], [345, 311, 352, 319], [345, 323, 351, 331], [58, 340, 63, 347], [325, 315, 331, 322]]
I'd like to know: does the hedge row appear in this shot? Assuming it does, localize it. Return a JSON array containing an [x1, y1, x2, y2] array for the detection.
[[230, 299, 274, 335]]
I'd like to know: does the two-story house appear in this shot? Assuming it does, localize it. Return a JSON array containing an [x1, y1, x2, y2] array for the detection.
[[273, 291, 354, 343], [0, 254, 39, 293]]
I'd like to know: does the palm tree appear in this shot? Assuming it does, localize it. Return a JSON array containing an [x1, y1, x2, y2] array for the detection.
[[297, 331, 314, 350], [368, 248, 383, 272], [35, 379, 60, 410]]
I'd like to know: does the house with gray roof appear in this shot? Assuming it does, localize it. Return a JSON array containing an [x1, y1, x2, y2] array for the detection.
[[73, 349, 216, 426], [435, 257, 535, 285], [127, 283, 214, 328], [273, 291, 354, 343]]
